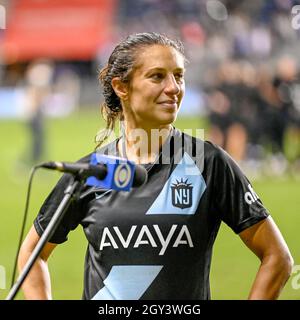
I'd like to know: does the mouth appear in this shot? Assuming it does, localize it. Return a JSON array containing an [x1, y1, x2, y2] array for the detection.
[[158, 100, 178, 109]]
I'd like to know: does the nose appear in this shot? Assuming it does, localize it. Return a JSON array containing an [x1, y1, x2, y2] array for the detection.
[[164, 74, 180, 95]]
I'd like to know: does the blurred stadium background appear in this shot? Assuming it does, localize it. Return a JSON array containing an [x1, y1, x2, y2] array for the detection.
[[0, 0, 299, 299]]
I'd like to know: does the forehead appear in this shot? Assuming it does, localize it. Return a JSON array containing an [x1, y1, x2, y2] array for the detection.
[[134, 45, 185, 73]]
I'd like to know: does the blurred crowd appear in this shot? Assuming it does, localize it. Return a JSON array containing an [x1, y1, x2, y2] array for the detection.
[[102, 0, 300, 175], [205, 56, 300, 176], [1, 0, 300, 174]]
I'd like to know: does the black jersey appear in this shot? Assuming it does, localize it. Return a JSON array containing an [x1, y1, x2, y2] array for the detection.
[[34, 128, 269, 300]]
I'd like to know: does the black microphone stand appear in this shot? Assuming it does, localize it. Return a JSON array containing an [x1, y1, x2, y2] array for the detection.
[[6, 174, 84, 300]]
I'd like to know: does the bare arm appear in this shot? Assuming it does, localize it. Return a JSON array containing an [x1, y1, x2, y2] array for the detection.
[[239, 216, 294, 300], [17, 226, 57, 300]]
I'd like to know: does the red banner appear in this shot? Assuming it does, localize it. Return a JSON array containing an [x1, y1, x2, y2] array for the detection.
[[1, 0, 117, 62]]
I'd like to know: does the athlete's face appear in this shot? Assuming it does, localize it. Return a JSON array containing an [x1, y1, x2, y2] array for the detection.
[[124, 45, 185, 128]]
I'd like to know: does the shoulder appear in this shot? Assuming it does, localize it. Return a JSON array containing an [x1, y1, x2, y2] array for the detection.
[[203, 140, 233, 166], [177, 128, 227, 162], [178, 129, 242, 179]]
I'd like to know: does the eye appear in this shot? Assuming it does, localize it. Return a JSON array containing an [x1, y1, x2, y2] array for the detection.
[[174, 73, 184, 82], [150, 73, 164, 81]]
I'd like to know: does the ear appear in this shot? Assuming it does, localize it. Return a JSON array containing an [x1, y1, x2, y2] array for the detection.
[[111, 77, 129, 101]]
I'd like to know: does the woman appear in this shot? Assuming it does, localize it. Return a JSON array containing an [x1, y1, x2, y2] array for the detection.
[[18, 32, 293, 300]]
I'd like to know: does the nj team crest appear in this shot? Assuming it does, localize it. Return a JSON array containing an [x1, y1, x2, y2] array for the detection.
[[171, 178, 193, 209]]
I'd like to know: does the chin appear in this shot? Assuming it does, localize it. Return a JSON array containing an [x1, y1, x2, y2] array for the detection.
[[155, 113, 177, 126]]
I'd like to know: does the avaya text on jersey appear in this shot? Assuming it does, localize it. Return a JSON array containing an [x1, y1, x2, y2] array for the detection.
[[99, 224, 194, 255]]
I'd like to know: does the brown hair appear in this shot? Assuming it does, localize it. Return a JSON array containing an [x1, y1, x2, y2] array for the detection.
[[96, 32, 185, 148]]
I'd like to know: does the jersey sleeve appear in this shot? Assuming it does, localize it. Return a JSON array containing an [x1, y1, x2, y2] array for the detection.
[[212, 146, 269, 234], [33, 173, 84, 244]]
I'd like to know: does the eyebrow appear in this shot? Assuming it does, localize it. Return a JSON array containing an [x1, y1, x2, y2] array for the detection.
[[145, 67, 185, 75]]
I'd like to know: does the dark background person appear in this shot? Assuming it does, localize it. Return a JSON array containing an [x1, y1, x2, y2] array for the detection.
[[17, 33, 293, 300], [272, 56, 300, 167], [206, 60, 249, 163], [23, 60, 54, 164]]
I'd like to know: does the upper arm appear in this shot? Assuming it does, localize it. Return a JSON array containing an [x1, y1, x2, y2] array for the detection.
[[211, 146, 269, 234], [20, 225, 57, 262], [239, 216, 293, 263]]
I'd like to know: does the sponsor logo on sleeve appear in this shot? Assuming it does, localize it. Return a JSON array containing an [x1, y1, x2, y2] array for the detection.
[[244, 184, 259, 205]]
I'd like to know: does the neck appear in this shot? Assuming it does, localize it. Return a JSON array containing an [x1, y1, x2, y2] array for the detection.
[[120, 122, 172, 164]]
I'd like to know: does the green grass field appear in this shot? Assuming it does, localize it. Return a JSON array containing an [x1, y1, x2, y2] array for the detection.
[[0, 110, 299, 300]]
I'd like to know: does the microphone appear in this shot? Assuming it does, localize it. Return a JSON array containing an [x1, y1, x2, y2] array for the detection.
[[41, 154, 148, 191], [40, 162, 107, 180]]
